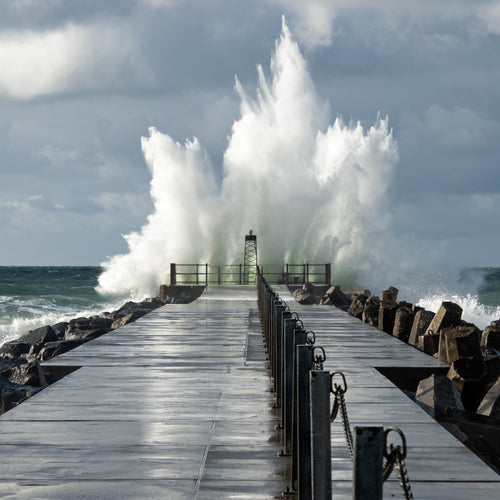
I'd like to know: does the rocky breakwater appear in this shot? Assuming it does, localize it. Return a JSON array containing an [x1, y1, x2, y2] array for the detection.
[[0, 292, 198, 415], [292, 282, 500, 473]]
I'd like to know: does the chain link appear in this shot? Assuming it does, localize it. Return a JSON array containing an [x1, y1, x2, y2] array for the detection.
[[330, 372, 354, 458], [383, 428, 414, 500], [338, 390, 354, 458], [313, 345, 326, 370], [395, 454, 414, 500], [329, 377, 415, 500]]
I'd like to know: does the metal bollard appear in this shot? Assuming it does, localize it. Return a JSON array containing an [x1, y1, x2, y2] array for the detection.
[[353, 427, 384, 500], [288, 327, 307, 458], [274, 300, 284, 406], [279, 309, 292, 429], [310, 370, 332, 499], [293, 344, 313, 497]]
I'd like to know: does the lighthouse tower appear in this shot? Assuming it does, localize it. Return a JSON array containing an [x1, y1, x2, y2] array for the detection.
[[243, 230, 257, 284]]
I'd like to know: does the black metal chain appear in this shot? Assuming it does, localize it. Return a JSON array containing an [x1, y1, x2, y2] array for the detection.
[[384, 428, 414, 500], [330, 372, 354, 458], [306, 330, 316, 345], [313, 345, 326, 370]]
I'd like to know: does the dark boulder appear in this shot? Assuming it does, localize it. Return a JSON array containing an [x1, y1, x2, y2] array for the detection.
[[408, 310, 435, 347], [138, 297, 164, 310], [0, 379, 42, 414], [17, 325, 57, 346], [88, 317, 114, 330], [438, 325, 482, 364], [425, 301, 463, 336], [68, 317, 91, 330], [39, 339, 87, 361], [362, 297, 380, 327], [344, 289, 371, 301], [447, 357, 487, 410], [65, 327, 107, 341], [0, 356, 28, 376], [320, 285, 351, 310], [482, 320, 500, 354], [348, 294, 368, 319], [417, 332, 441, 356], [292, 288, 317, 305], [416, 374, 464, 418], [477, 377, 500, 419], [0, 341, 31, 358], [393, 305, 415, 343], [52, 322, 69, 339], [378, 294, 399, 334], [111, 311, 147, 329], [8, 360, 49, 388], [381, 286, 399, 301]]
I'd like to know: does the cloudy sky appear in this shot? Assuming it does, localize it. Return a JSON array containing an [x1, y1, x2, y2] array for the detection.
[[1, 0, 499, 267]]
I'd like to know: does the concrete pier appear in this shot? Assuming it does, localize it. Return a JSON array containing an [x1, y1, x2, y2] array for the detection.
[[273, 285, 500, 498], [0, 285, 498, 498], [0, 286, 286, 499]]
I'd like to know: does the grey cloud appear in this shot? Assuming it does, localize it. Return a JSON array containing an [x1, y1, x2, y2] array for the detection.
[[0, 1, 498, 265]]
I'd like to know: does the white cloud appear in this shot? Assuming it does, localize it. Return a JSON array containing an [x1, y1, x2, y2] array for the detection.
[[139, 0, 180, 8], [477, 2, 500, 34], [268, 0, 500, 50], [270, 1, 336, 49], [0, 22, 153, 99], [37, 144, 82, 164]]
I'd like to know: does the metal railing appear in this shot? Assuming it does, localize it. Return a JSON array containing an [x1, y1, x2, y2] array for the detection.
[[256, 268, 413, 499], [257, 269, 331, 498], [169, 263, 245, 285], [170, 263, 331, 286]]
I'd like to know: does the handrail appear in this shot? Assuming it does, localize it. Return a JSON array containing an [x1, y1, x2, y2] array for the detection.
[[169, 263, 331, 286], [256, 267, 413, 499], [256, 267, 331, 498]]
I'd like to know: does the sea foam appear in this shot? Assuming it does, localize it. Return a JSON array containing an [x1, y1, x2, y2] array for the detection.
[[97, 18, 399, 298]]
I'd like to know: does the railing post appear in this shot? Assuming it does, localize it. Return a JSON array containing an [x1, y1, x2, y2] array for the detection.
[[170, 263, 177, 285], [274, 300, 284, 409], [325, 263, 331, 285], [310, 370, 332, 499], [218, 265, 221, 285], [353, 427, 384, 500], [282, 319, 300, 454], [293, 344, 313, 497], [279, 310, 291, 429]]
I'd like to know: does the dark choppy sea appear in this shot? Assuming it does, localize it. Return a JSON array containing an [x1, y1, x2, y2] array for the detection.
[[0, 266, 126, 344], [0, 266, 499, 345]]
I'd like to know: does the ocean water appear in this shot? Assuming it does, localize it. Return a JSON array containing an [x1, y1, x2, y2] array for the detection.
[[0, 266, 126, 344], [1, 266, 499, 346]]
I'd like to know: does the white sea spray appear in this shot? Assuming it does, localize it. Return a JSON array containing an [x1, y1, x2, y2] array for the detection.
[[97, 18, 399, 298]]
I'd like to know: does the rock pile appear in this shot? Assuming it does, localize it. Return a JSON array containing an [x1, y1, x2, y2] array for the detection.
[[0, 296, 171, 415], [294, 282, 500, 472]]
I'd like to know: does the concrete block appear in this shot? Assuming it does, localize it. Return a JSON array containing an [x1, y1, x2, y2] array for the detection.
[[416, 374, 464, 418], [477, 377, 500, 419], [438, 325, 482, 364], [424, 301, 463, 336], [393, 306, 415, 343], [409, 310, 435, 346]]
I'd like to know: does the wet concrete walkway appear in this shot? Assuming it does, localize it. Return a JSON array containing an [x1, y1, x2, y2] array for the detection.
[[273, 286, 500, 499], [1, 285, 499, 498], [0, 286, 287, 499]]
